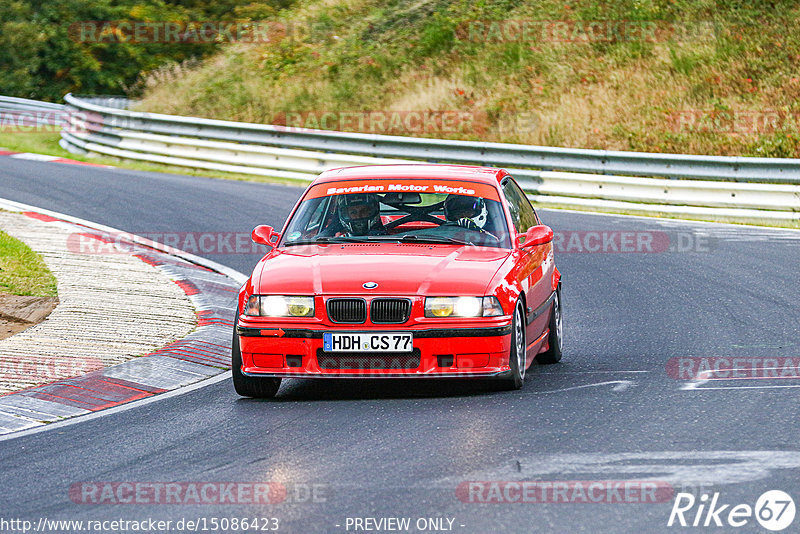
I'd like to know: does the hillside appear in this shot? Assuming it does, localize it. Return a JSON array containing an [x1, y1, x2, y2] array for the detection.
[[0, 0, 295, 101], [135, 0, 800, 157]]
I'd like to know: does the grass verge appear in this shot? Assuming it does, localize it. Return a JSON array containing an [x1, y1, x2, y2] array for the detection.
[[0, 228, 58, 297]]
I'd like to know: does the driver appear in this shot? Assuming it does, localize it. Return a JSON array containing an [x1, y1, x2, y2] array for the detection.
[[337, 194, 387, 236], [443, 194, 488, 232]]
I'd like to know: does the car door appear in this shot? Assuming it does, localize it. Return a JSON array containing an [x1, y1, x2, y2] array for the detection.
[[501, 177, 553, 355]]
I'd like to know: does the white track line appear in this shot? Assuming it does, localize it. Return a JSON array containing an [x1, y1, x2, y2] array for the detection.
[[531, 380, 634, 394], [688, 384, 800, 391]]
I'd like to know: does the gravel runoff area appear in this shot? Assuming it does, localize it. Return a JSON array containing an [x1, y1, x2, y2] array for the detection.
[[0, 210, 197, 395]]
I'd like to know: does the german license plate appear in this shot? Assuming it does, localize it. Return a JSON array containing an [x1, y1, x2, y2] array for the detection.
[[323, 332, 413, 353]]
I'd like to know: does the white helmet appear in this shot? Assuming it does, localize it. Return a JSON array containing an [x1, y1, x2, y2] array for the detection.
[[444, 195, 488, 230]]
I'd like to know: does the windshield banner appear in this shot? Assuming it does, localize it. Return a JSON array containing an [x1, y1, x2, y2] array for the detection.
[[306, 179, 501, 201]]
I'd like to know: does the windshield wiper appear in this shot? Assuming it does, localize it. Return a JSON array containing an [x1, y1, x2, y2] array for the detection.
[[283, 236, 371, 246], [369, 235, 474, 246]]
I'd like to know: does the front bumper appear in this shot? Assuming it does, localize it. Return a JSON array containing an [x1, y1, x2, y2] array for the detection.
[[237, 321, 513, 378]]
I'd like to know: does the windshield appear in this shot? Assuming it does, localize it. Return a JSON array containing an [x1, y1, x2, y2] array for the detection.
[[281, 179, 512, 249]]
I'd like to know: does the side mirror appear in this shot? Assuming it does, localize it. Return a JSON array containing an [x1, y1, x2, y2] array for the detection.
[[518, 225, 553, 249], [251, 225, 280, 247]]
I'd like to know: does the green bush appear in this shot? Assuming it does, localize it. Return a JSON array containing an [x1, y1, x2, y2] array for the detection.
[[0, 0, 297, 101]]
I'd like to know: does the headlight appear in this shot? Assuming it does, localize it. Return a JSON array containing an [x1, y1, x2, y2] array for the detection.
[[245, 295, 315, 317], [424, 296, 504, 318]]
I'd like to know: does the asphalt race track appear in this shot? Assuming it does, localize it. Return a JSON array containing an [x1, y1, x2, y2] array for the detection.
[[2, 158, 800, 533]]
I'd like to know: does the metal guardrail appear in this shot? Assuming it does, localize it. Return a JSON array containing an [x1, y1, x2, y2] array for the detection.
[[63, 94, 800, 184], [1, 92, 791, 224], [0, 96, 64, 111], [0, 96, 66, 127], [0, 95, 127, 128], [68, 96, 132, 110]]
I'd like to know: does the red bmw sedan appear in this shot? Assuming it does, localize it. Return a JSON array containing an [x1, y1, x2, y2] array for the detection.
[[233, 164, 562, 397]]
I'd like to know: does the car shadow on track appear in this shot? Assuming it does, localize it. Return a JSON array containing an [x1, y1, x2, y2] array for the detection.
[[237, 377, 510, 402]]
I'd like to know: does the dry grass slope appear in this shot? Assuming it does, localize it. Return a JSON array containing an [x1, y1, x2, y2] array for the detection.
[[134, 0, 800, 158]]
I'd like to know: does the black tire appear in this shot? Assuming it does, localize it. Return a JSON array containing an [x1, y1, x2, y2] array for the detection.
[[232, 315, 281, 398], [498, 299, 526, 390], [536, 286, 563, 364]]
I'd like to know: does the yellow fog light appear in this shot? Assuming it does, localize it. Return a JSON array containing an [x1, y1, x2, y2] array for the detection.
[[426, 297, 454, 317], [288, 301, 313, 317]]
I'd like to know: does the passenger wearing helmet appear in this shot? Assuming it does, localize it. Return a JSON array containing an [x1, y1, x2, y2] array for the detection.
[[336, 194, 387, 236], [443, 194, 488, 232]]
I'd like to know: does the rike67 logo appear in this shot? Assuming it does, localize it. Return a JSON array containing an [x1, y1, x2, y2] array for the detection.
[[668, 490, 795, 531]]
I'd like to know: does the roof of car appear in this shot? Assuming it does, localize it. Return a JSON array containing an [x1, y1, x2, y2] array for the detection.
[[315, 164, 509, 185]]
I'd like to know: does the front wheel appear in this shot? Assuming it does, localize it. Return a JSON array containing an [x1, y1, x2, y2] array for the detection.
[[232, 315, 281, 398], [498, 299, 526, 390], [536, 287, 563, 364]]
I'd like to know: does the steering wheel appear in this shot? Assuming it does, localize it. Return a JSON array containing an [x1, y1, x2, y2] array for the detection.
[[442, 219, 500, 243]]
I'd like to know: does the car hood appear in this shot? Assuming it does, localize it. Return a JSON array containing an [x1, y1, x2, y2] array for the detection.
[[254, 244, 511, 296]]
